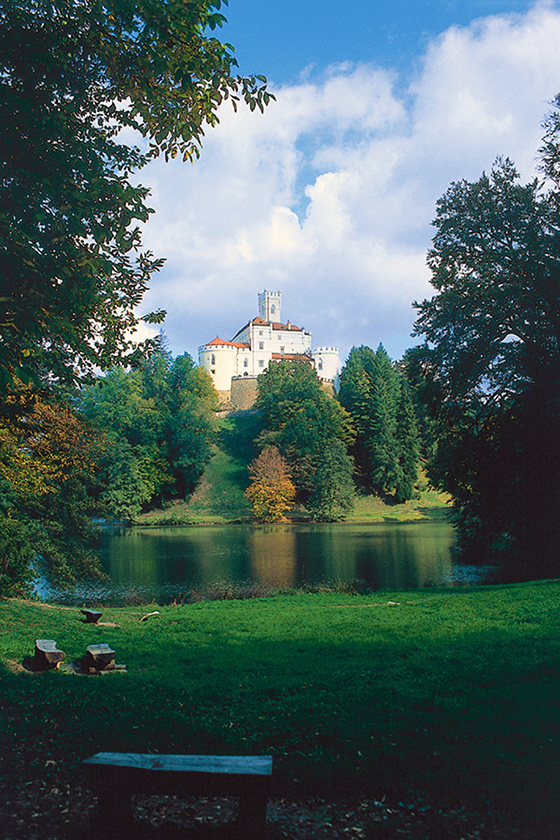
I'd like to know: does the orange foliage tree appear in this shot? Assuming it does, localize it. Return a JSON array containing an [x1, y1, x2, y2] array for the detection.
[[0, 390, 106, 594], [245, 446, 296, 522]]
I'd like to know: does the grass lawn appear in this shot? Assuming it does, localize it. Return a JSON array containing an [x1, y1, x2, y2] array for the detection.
[[1, 581, 560, 836]]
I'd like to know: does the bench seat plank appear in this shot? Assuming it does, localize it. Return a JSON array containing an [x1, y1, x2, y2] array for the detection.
[[80, 609, 102, 623], [84, 752, 272, 775], [85, 644, 115, 670]]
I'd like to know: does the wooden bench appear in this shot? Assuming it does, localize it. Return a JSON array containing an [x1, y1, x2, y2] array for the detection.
[[33, 639, 65, 670], [80, 609, 102, 624], [83, 752, 273, 838]]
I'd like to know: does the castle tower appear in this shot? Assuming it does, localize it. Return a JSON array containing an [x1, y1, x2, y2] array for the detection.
[[312, 346, 340, 390], [258, 290, 281, 323]]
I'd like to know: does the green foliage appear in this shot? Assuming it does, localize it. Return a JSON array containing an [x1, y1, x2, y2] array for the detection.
[[412, 130, 560, 568], [81, 350, 217, 519], [255, 361, 355, 520], [414, 157, 559, 401], [307, 438, 355, 521], [0, 512, 34, 597], [339, 345, 420, 500], [0, 0, 273, 393], [394, 379, 421, 503]]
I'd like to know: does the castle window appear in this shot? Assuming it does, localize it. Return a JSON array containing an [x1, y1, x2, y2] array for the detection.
[[271, 304, 276, 315], [280, 346, 285, 353], [258, 360, 264, 368], [243, 359, 248, 368], [211, 369, 215, 375], [244, 372, 248, 377], [259, 341, 264, 350], [259, 330, 263, 336], [211, 354, 215, 365], [318, 361, 323, 371]]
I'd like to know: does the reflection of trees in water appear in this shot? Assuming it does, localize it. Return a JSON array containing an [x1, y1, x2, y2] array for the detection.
[[353, 525, 454, 590], [65, 523, 457, 603], [249, 526, 297, 587]]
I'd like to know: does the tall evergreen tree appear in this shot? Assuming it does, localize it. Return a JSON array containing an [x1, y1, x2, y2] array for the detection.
[[394, 379, 421, 503], [339, 345, 420, 500]]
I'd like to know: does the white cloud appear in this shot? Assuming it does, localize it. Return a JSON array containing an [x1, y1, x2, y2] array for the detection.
[[139, 1, 560, 365]]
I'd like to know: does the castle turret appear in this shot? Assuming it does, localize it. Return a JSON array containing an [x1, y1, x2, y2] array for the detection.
[[258, 290, 281, 323], [312, 346, 340, 390]]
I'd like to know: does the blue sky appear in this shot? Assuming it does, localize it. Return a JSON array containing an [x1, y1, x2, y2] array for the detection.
[[223, 0, 537, 82], [138, 0, 560, 367]]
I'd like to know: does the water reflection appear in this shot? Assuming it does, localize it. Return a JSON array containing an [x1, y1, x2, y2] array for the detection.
[[36, 520, 471, 605]]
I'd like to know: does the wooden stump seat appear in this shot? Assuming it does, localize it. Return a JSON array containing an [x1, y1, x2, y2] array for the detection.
[[80, 609, 102, 624], [33, 639, 65, 670], [83, 752, 273, 839], [85, 643, 116, 671]]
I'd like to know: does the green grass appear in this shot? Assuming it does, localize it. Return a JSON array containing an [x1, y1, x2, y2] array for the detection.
[[2, 581, 560, 831], [350, 486, 450, 522], [139, 414, 258, 525]]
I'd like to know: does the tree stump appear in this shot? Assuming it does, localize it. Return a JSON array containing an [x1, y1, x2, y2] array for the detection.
[[80, 609, 102, 624], [85, 644, 116, 671], [34, 640, 65, 670]]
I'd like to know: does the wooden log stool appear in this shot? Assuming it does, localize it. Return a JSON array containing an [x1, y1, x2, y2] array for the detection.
[[83, 752, 273, 839], [80, 609, 102, 624], [33, 639, 65, 670], [85, 644, 116, 671]]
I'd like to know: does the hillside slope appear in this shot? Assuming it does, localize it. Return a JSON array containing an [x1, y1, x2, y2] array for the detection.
[[138, 412, 449, 526]]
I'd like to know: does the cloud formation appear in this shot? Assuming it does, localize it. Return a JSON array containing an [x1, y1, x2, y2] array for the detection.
[[139, 2, 560, 365]]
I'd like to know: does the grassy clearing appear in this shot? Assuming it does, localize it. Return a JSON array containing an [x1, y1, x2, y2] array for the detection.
[[1, 581, 560, 832]]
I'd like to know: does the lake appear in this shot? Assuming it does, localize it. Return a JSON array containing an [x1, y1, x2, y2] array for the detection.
[[35, 520, 497, 605]]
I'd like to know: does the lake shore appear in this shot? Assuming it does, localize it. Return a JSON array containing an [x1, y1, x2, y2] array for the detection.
[[135, 486, 451, 528], [1, 580, 558, 837]]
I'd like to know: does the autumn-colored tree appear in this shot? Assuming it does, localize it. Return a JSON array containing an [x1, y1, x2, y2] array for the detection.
[[245, 446, 296, 522], [0, 390, 106, 594]]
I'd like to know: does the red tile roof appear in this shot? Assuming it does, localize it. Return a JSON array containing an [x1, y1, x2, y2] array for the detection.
[[271, 353, 313, 363], [205, 337, 250, 349], [271, 321, 302, 331]]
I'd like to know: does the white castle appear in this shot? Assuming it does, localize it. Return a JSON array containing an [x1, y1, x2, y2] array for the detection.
[[198, 290, 339, 405]]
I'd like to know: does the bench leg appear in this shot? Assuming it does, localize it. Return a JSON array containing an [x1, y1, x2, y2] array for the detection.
[[91, 786, 134, 839], [237, 791, 268, 839]]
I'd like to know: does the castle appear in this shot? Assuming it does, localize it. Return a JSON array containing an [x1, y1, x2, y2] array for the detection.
[[198, 291, 339, 408]]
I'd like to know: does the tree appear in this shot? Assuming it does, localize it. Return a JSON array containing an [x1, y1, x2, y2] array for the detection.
[[412, 139, 560, 571], [80, 350, 216, 518], [166, 354, 217, 497], [255, 360, 355, 520], [394, 379, 421, 503], [338, 345, 420, 500], [0, 390, 105, 594], [0, 0, 273, 393], [306, 439, 355, 521], [245, 446, 296, 521], [413, 157, 559, 403]]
